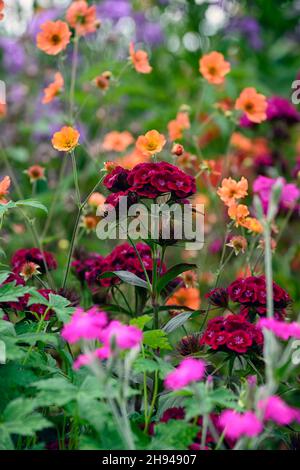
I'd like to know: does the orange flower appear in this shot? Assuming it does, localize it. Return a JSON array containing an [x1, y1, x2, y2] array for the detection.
[[25, 165, 46, 183], [94, 71, 112, 91], [230, 132, 253, 153], [116, 148, 150, 169], [129, 42, 152, 74], [0, 103, 7, 118], [228, 204, 250, 226], [217, 177, 248, 206], [242, 217, 263, 234], [37, 21, 71, 55], [166, 287, 201, 311], [88, 192, 106, 208], [235, 87, 267, 123], [0, 175, 10, 204], [52, 126, 80, 152], [66, 0, 98, 36], [199, 51, 230, 85], [42, 72, 64, 104], [81, 214, 100, 232], [102, 131, 134, 152], [136, 129, 166, 157], [0, 1, 5, 21], [168, 111, 190, 141]]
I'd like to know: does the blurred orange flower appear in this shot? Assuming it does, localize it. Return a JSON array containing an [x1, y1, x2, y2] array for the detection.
[[88, 192, 106, 208], [0, 175, 10, 204], [37, 20, 71, 55], [129, 42, 152, 74], [168, 111, 190, 141], [116, 148, 150, 169], [242, 217, 263, 234], [199, 51, 230, 85], [103, 131, 134, 152], [0, 1, 5, 21], [66, 0, 97, 36], [235, 87, 267, 123], [136, 129, 166, 157], [228, 204, 262, 233], [52, 126, 80, 152], [166, 287, 201, 311], [94, 71, 112, 91], [42, 72, 64, 104], [25, 165, 46, 183], [217, 177, 248, 206]]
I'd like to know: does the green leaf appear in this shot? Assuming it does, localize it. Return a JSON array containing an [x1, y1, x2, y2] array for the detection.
[[1, 398, 51, 437], [32, 377, 78, 407], [0, 283, 33, 302], [15, 332, 58, 347], [99, 270, 149, 289], [163, 311, 194, 333], [48, 293, 74, 323], [133, 357, 160, 374], [0, 201, 16, 218], [143, 329, 172, 350], [149, 421, 198, 450], [0, 271, 11, 285], [156, 263, 197, 294], [16, 199, 48, 214], [130, 314, 152, 330]]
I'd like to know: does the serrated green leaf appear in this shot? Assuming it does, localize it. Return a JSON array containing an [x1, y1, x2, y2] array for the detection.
[[143, 329, 172, 350], [130, 314, 152, 330]]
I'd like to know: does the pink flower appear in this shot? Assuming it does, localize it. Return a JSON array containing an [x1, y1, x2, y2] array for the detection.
[[258, 396, 300, 425], [258, 318, 300, 340], [73, 347, 111, 369], [164, 358, 206, 390], [61, 307, 108, 343], [219, 410, 263, 440], [253, 175, 299, 214], [99, 320, 143, 350]]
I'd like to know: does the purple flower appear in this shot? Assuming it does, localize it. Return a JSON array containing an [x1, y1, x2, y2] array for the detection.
[[266, 96, 300, 123], [96, 0, 132, 21], [226, 16, 263, 50], [0, 38, 25, 74]]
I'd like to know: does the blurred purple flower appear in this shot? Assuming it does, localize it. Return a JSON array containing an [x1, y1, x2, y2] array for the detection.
[[226, 16, 263, 50], [96, 0, 132, 21], [27, 8, 61, 39], [134, 13, 164, 46], [0, 38, 25, 74], [253, 175, 300, 214], [266, 96, 300, 123]]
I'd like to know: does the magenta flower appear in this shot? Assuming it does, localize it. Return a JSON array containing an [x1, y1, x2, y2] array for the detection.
[[258, 318, 300, 340], [164, 358, 206, 390], [99, 320, 143, 350], [219, 410, 263, 440], [61, 307, 108, 343], [258, 396, 300, 425], [253, 175, 300, 214]]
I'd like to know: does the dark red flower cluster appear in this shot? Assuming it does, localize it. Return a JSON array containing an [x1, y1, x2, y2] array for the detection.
[[11, 248, 57, 274], [0, 273, 29, 311], [205, 287, 228, 308], [227, 275, 290, 319], [200, 315, 263, 354], [72, 242, 164, 289], [103, 162, 196, 207]]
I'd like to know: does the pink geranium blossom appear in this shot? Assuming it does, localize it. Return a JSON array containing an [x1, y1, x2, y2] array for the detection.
[[164, 358, 206, 390], [219, 410, 263, 440], [61, 306, 108, 343], [99, 320, 143, 350], [258, 318, 300, 340], [258, 396, 300, 425]]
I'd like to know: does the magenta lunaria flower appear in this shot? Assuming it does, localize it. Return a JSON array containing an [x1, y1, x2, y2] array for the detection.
[[258, 318, 300, 341], [219, 410, 263, 440], [164, 358, 206, 390], [258, 396, 300, 426], [61, 307, 108, 343]]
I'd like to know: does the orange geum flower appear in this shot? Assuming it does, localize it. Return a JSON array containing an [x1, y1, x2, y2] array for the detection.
[[199, 51, 230, 85], [88, 192, 106, 208], [81, 214, 100, 232], [52, 126, 80, 152], [242, 217, 263, 234], [116, 148, 150, 169], [66, 1, 98, 37], [37, 20, 71, 55], [0, 175, 10, 204], [226, 235, 248, 255], [228, 204, 250, 226], [20, 262, 41, 281], [235, 87, 267, 124], [136, 129, 166, 157], [102, 131, 134, 153], [166, 287, 201, 312], [168, 111, 190, 141], [0, 1, 5, 21], [42, 72, 64, 104], [94, 71, 112, 91], [129, 42, 152, 74], [217, 177, 248, 206], [25, 165, 46, 183]]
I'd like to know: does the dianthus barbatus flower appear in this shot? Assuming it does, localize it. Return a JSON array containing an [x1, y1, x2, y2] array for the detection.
[[11, 248, 57, 274]]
